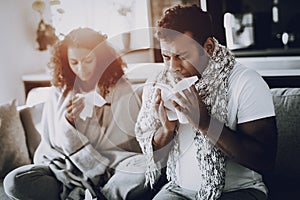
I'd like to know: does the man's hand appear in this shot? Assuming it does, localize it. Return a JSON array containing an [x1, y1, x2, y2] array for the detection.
[[65, 94, 85, 127], [152, 88, 177, 150], [172, 85, 210, 133], [172, 85, 277, 173]]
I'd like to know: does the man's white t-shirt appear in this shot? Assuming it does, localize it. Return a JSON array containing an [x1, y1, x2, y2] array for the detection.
[[175, 63, 275, 194]]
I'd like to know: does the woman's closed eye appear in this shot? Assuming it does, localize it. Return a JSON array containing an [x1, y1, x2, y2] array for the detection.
[[69, 57, 94, 65], [70, 59, 78, 65], [83, 56, 94, 64]]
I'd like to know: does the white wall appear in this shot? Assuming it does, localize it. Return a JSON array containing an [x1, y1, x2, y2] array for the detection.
[[0, 0, 153, 105], [0, 0, 51, 105]]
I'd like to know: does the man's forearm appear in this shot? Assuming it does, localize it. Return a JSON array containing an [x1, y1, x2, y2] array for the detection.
[[204, 117, 276, 173], [152, 127, 175, 151]]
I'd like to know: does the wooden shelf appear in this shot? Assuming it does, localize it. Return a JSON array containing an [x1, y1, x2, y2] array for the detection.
[[22, 73, 51, 98]]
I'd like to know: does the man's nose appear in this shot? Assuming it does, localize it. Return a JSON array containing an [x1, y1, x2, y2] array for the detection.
[[169, 57, 181, 72]]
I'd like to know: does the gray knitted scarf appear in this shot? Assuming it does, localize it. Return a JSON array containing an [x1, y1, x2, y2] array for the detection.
[[136, 38, 236, 200]]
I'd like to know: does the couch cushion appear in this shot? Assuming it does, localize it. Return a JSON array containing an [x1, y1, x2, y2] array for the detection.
[[264, 88, 300, 199], [18, 104, 43, 161], [18, 86, 50, 160], [271, 88, 300, 179], [0, 100, 31, 179]]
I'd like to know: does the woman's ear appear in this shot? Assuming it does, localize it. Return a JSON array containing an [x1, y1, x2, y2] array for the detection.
[[203, 37, 215, 56]]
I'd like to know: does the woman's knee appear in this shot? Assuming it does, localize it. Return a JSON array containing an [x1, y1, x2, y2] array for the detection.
[[3, 164, 61, 200], [3, 165, 35, 198]]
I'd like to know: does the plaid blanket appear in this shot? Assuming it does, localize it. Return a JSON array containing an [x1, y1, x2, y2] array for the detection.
[[34, 78, 141, 199]]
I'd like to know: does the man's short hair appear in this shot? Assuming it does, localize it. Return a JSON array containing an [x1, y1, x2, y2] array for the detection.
[[156, 4, 213, 46]]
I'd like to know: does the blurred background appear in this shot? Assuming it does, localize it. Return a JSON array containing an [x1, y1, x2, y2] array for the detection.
[[0, 0, 299, 105]]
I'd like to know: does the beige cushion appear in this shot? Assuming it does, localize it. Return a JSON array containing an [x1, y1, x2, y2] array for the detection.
[[19, 104, 43, 160], [0, 100, 31, 178], [19, 87, 50, 159]]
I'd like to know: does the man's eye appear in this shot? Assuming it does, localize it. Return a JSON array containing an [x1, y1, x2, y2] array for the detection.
[[177, 54, 186, 60], [163, 54, 170, 60]]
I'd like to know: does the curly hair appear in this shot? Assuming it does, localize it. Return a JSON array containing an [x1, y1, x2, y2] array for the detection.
[[156, 4, 213, 46], [48, 27, 125, 96]]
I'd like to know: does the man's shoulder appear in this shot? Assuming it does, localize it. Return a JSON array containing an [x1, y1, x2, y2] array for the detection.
[[230, 62, 259, 78], [229, 63, 264, 88]]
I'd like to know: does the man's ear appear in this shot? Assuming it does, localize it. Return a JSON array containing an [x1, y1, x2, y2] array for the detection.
[[203, 37, 215, 56], [183, 31, 194, 38]]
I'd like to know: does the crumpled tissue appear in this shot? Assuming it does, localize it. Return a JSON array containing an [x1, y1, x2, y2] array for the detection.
[[76, 91, 106, 120], [155, 76, 198, 124]]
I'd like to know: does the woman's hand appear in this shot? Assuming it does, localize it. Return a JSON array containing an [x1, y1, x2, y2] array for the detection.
[[172, 85, 210, 133], [65, 94, 85, 127], [152, 88, 177, 150]]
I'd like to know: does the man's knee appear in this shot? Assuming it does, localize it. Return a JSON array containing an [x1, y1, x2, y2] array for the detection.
[[102, 172, 153, 200]]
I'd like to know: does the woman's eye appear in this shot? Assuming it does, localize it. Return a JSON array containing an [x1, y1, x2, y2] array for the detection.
[[70, 60, 78, 65], [84, 58, 94, 64]]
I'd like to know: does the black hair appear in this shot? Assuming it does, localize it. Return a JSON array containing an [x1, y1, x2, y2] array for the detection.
[[156, 4, 213, 46]]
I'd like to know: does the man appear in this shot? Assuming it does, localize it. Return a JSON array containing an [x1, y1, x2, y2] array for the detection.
[[135, 5, 277, 200]]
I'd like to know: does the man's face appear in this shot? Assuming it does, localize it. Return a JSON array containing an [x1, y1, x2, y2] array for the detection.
[[160, 33, 209, 79]]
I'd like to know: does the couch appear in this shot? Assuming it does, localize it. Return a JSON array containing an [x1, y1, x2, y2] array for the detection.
[[0, 67, 299, 199]]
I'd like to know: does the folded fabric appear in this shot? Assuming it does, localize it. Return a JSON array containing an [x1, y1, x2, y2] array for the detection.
[[77, 91, 107, 120], [155, 76, 198, 124]]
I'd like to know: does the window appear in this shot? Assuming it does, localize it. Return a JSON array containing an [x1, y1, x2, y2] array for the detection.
[[50, 0, 150, 51]]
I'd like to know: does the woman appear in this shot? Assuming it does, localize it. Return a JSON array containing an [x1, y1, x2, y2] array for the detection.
[[4, 28, 150, 200]]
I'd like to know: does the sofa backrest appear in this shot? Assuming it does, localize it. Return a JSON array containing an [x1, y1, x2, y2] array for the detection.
[[264, 88, 300, 200], [20, 84, 300, 199], [18, 104, 43, 161], [271, 88, 300, 179], [18, 87, 51, 160]]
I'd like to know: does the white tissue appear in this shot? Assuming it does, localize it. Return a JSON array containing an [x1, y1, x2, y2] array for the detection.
[[77, 91, 106, 120], [156, 76, 198, 124], [173, 76, 198, 93], [84, 189, 96, 200]]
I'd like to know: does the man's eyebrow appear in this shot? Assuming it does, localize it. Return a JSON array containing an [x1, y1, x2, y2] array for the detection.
[[178, 51, 188, 56], [162, 50, 171, 55], [163, 50, 187, 57]]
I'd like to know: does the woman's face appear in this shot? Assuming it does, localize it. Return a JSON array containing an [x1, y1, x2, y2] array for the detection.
[[67, 47, 97, 81]]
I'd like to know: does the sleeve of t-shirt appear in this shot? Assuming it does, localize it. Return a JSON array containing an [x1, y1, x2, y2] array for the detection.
[[237, 69, 275, 124]]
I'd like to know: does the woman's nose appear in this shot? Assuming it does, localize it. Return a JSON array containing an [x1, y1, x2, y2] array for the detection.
[[77, 62, 85, 72]]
